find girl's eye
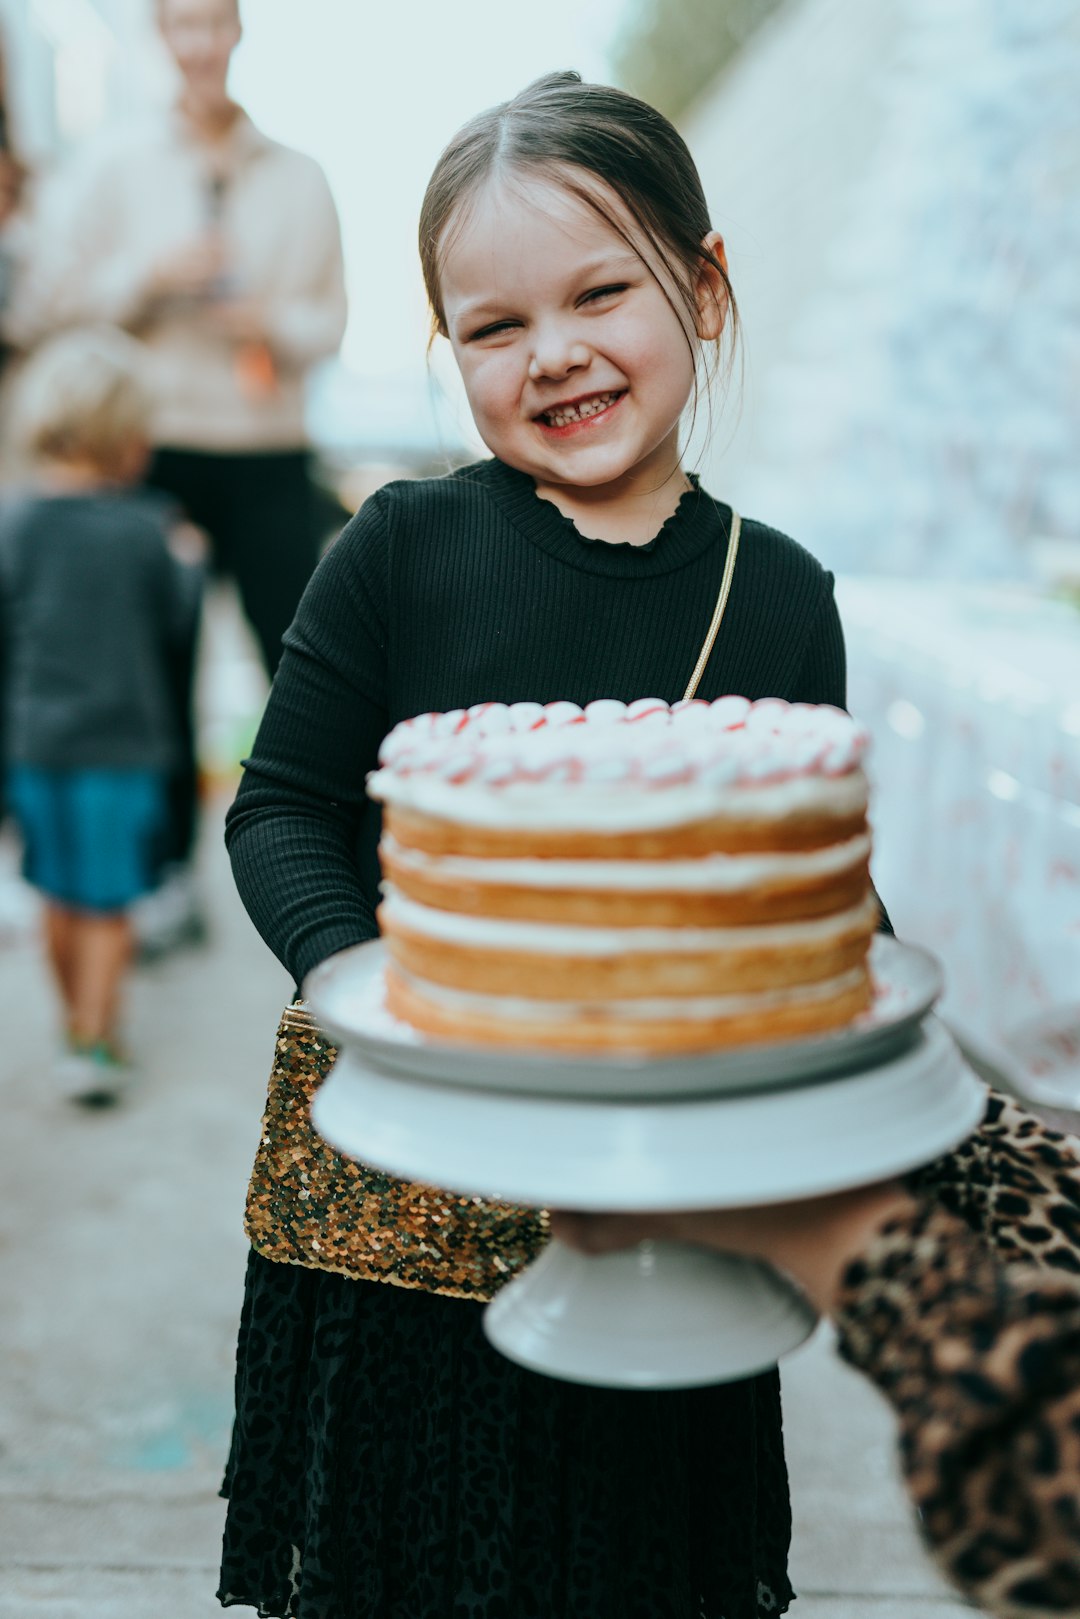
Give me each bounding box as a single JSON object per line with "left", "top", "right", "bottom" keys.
{"left": 581, "top": 284, "right": 628, "bottom": 306}
{"left": 468, "top": 319, "right": 520, "bottom": 342}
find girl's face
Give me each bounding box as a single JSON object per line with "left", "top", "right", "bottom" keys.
{"left": 439, "top": 173, "right": 723, "bottom": 503}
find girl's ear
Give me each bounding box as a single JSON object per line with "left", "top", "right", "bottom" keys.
{"left": 694, "top": 230, "right": 729, "bottom": 341}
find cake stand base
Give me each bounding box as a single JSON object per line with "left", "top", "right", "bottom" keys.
{"left": 483, "top": 1238, "right": 817, "bottom": 1388}
{"left": 310, "top": 1021, "right": 985, "bottom": 1389}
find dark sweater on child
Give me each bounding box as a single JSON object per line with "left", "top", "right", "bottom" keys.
{"left": 226, "top": 457, "right": 847, "bottom": 985}
{"left": 220, "top": 457, "right": 848, "bottom": 1619}
{"left": 0, "top": 489, "right": 193, "bottom": 772}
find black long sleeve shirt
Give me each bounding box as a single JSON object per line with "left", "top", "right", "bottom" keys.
{"left": 225, "top": 458, "right": 846, "bottom": 986}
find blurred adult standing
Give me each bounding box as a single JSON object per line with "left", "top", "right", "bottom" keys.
{"left": 6, "top": 0, "right": 348, "bottom": 924}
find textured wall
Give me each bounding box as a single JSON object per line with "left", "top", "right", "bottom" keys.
{"left": 686, "top": 0, "right": 1080, "bottom": 579}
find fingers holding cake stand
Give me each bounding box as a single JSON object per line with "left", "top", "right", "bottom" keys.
{"left": 307, "top": 942, "right": 987, "bottom": 1389}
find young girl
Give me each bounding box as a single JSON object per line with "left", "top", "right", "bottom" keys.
{"left": 220, "top": 71, "right": 849, "bottom": 1619}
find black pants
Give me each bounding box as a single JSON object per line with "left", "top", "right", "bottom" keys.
{"left": 149, "top": 447, "right": 320, "bottom": 868}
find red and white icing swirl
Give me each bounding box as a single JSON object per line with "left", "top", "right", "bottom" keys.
{"left": 368, "top": 698, "right": 869, "bottom": 831}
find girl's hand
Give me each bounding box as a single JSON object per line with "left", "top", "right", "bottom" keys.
{"left": 550, "top": 1181, "right": 917, "bottom": 1315}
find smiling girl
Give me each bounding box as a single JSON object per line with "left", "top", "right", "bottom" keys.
{"left": 433, "top": 162, "right": 724, "bottom": 546}
{"left": 220, "top": 72, "right": 850, "bottom": 1619}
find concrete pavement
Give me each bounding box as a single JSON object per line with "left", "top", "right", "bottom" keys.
{"left": 0, "top": 799, "right": 973, "bottom": 1618}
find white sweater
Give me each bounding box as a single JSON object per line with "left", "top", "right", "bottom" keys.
{"left": 6, "top": 110, "right": 347, "bottom": 453}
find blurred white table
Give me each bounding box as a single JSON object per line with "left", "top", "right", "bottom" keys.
{"left": 837, "top": 577, "right": 1080, "bottom": 1106}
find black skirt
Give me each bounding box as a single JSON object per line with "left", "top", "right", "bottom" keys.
{"left": 218, "top": 1251, "right": 794, "bottom": 1619}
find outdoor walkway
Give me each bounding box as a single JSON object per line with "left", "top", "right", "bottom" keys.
{"left": 0, "top": 798, "right": 973, "bottom": 1618}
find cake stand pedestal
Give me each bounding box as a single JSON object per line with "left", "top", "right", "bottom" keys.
{"left": 308, "top": 994, "right": 986, "bottom": 1388}
{"left": 483, "top": 1238, "right": 817, "bottom": 1387}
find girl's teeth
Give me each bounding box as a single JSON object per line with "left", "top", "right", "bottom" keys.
{"left": 543, "top": 391, "right": 619, "bottom": 427}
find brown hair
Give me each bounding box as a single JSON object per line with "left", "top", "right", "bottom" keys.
{"left": 418, "top": 70, "right": 738, "bottom": 392}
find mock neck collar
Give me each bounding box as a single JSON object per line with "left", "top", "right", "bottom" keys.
{"left": 473, "top": 459, "right": 732, "bottom": 579}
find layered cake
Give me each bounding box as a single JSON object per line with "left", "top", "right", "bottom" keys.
{"left": 367, "top": 697, "right": 877, "bottom": 1055}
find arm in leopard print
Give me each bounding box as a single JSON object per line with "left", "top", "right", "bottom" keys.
{"left": 906, "top": 1089, "right": 1080, "bottom": 1274}
{"left": 835, "top": 1186, "right": 1080, "bottom": 1614}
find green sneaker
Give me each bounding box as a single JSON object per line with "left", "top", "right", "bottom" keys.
{"left": 53, "top": 1040, "right": 130, "bottom": 1108}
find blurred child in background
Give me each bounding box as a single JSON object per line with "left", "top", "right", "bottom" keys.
{"left": 0, "top": 327, "right": 204, "bottom": 1103}
{"left": 4, "top": 0, "right": 348, "bottom": 949}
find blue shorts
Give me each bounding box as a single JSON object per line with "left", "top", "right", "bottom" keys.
{"left": 5, "top": 766, "right": 169, "bottom": 913}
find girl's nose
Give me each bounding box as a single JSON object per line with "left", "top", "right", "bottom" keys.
{"left": 527, "top": 329, "right": 590, "bottom": 383}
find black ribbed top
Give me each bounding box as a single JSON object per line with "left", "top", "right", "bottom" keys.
{"left": 225, "top": 457, "right": 847, "bottom": 985}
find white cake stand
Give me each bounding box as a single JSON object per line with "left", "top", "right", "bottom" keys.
{"left": 307, "top": 946, "right": 986, "bottom": 1388}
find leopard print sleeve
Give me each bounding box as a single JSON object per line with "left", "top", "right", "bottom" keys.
{"left": 906, "top": 1089, "right": 1080, "bottom": 1274}
{"left": 833, "top": 1091, "right": 1080, "bottom": 1617}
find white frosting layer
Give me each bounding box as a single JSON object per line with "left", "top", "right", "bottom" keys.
{"left": 381, "top": 833, "right": 872, "bottom": 892}
{"left": 370, "top": 698, "right": 871, "bottom": 832}
{"left": 382, "top": 888, "right": 879, "bottom": 954}
{"left": 394, "top": 964, "right": 868, "bottom": 1022}
{"left": 372, "top": 769, "right": 869, "bottom": 832}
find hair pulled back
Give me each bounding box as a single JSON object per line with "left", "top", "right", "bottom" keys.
{"left": 419, "top": 70, "right": 737, "bottom": 379}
